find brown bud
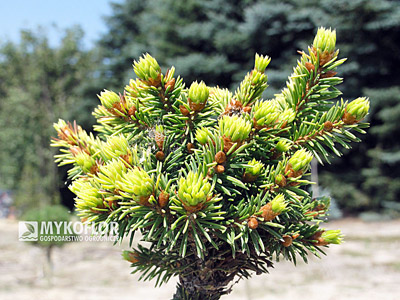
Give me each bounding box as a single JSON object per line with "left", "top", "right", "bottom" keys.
{"left": 305, "top": 211, "right": 319, "bottom": 218}
{"left": 314, "top": 238, "right": 329, "bottom": 246}
{"left": 128, "top": 105, "right": 137, "bottom": 117}
{"left": 310, "top": 231, "right": 328, "bottom": 246}
{"left": 90, "top": 164, "right": 99, "bottom": 175}
{"left": 120, "top": 154, "right": 131, "bottom": 165}
{"left": 311, "top": 231, "right": 323, "bottom": 240}
{"left": 323, "top": 121, "right": 333, "bottom": 132}
{"left": 305, "top": 82, "right": 310, "bottom": 94}
{"left": 243, "top": 106, "right": 252, "bottom": 113}
{"left": 164, "top": 78, "right": 176, "bottom": 91}
{"left": 305, "top": 62, "right": 315, "bottom": 72}
{"left": 179, "top": 105, "right": 190, "bottom": 116}
{"left": 282, "top": 235, "right": 293, "bottom": 247}
{"left": 126, "top": 251, "right": 140, "bottom": 264}
{"left": 260, "top": 203, "right": 278, "bottom": 221}
{"left": 146, "top": 73, "right": 162, "bottom": 87}
{"left": 248, "top": 217, "right": 259, "bottom": 229}
{"left": 292, "top": 233, "right": 300, "bottom": 240}
{"left": 187, "top": 143, "right": 195, "bottom": 153}
{"left": 154, "top": 131, "right": 165, "bottom": 150}
{"left": 155, "top": 151, "right": 165, "bottom": 161}
{"left": 321, "top": 70, "right": 337, "bottom": 78}
{"left": 111, "top": 101, "right": 124, "bottom": 113}
{"left": 70, "top": 146, "right": 81, "bottom": 156}
{"left": 139, "top": 195, "right": 152, "bottom": 207}
{"left": 280, "top": 120, "right": 288, "bottom": 129}
{"left": 342, "top": 111, "right": 357, "bottom": 125}
{"left": 224, "top": 98, "right": 243, "bottom": 116}
{"left": 188, "top": 98, "right": 206, "bottom": 112}
{"left": 222, "top": 135, "right": 242, "bottom": 153}
{"left": 158, "top": 191, "right": 169, "bottom": 208}
{"left": 182, "top": 202, "right": 204, "bottom": 213}
{"left": 215, "top": 165, "right": 225, "bottom": 174}
{"left": 275, "top": 175, "right": 287, "bottom": 187}
{"left": 108, "top": 200, "right": 119, "bottom": 209}
{"left": 285, "top": 164, "right": 294, "bottom": 177}
{"left": 214, "top": 151, "right": 226, "bottom": 164}
{"left": 243, "top": 172, "right": 258, "bottom": 183}
{"left": 285, "top": 164, "right": 303, "bottom": 178}
{"left": 319, "top": 51, "right": 333, "bottom": 66}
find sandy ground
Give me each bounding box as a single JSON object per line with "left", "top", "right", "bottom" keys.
{"left": 1, "top": 218, "right": 400, "bottom": 300}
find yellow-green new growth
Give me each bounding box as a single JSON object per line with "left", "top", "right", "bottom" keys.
{"left": 155, "top": 125, "right": 164, "bottom": 134}
{"left": 254, "top": 53, "right": 271, "bottom": 73}
{"left": 321, "top": 230, "right": 343, "bottom": 244}
{"left": 288, "top": 149, "right": 313, "bottom": 172}
{"left": 178, "top": 171, "right": 211, "bottom": 207}
{"left": 270, "top": 194, "right": 287, "bottom": 214}
{"left": 195, "top": 127, "right": 212, "bottom": 145}
{"left": 188, "top": 81, "right": 209, "bottom": 104}
{"left": 246, "top": 159, "right": 264, "bottom": 176}
{"left": 219, "top": 115, "right": 252, "bottom": 142}
{"left": 98, "top": 90, "right": 120, "bottom": 109}
{"left": 74, "top": 151, "right": 96, "bottom": 173}
{"left": 70, "top": 179, "right": 103, "bottom": 211}
{"left": 117, "top": 168, "right": 154, "bottom": 199}
{"left": 278, "top": 108, "right": 296, "bottom": 124}
{"left": 100, "top": 135, "right": 130, "bottom": 161}
{"left": 313, "top": 27, "right": 336, "bottom": 53}
{"left": 275, "top": 139, "right": 291, "bottom": 152}
{"left": 346, "top": 97, "right": 370, "bottom": 121}
{"left": 96, "top": 159, "right": 127, "bottom": 190}
{"left": 253, "top": 100, "right": 279, "bottom": 126}
{"left": 133, "top": 53, "right": 161, "bottom": 81}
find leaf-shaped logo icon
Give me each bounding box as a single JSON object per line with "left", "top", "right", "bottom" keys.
{"left": 26, "top": 223, "right": 35, "bottom": 234}
{"left": 22, "top": 231, "right": 32, "bottom": 237}
{"left": 19, "top": 222, "right": 38, "bottom": 241}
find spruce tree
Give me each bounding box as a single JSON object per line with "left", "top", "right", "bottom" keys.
{"left": 53, "top": 28, "right": 369, "bottom": 298}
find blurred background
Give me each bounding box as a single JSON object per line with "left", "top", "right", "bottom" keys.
{"left": 0, "top": 0, "right": 399, "bottom": 299}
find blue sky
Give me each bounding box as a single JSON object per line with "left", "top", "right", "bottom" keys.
{"left": 0, "top": 0, "right": 121, "bottom": 48}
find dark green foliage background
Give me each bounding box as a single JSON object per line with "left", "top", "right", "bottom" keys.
{"left": 0, "top": 0, "right": 399, "bottom": 214}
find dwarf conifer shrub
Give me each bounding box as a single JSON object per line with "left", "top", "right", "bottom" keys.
{"left": 52, "top": 28, "right": 369, "bottom": 299}
{"left": 23, "top": 205, "right": 75, "bottom": 279}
